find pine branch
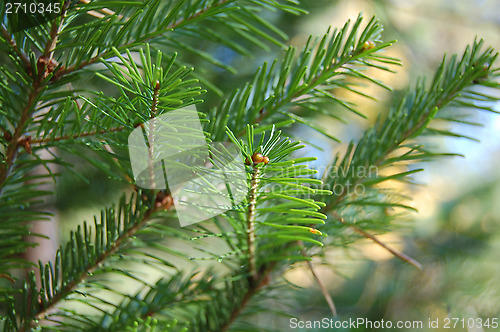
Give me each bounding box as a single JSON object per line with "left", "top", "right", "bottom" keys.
{"left": 34, "top": 209, "right": 155, "bottom": 322}
{"left": 8, "top": 45, "right": 198, "bottom": 330}
{"left": 0, "top": 1, "right": 69, "bottom": 193}
{"left": 14, "top": 192, "right": 174, "bottom": 331}
{"left": 207, "top": 16, "right": 398, "bottom": 141}
{"left": 322, "top": 39, "right": 499, "bottom": 212}
{"left": 56, "top": 0, "right": 237, "bottom": 77}
{"left": 186, "top": 127, "right": 330, "bottom": 330}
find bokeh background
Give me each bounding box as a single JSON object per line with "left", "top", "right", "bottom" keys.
{"left": 47, "top": 0, "right": 500, "bottom": 331}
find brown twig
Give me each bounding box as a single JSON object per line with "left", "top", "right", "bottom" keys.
{"left": 220, "top": 263, "right": 274, "bottom": 332}
{"left": 299, "top": 242, "right": 337, "bottom": 316}
{"left": 0, "top": 89, "right": 41, "bottom": 192}
{"left": 337, "top": 216, "right": 422, "bottom": 270}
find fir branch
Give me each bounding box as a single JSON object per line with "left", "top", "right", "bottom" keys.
{"left": 207, "top": 16, "right": 397, "bottom": 141}
{"left": 323, "top": 39, "right": 499, "bottom": 212}
{"left": 32, "top": 209, "right": 153, "bottom": 323}
{"left": 0, "top": 1, "right": 69, "bottom": 192}
{"left": 210, "top": 127, "right": 329, "bottom": 329}
{"left": 56, "top": 0, "right": 236, "bottom": 77}
{"left": 17, "top": 194, "right": 170, "bottom": 332}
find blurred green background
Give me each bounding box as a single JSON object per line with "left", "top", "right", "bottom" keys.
{"left": 49, "top": 0, "right": 500, "bottom": 331}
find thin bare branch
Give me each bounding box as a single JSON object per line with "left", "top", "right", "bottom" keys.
{"left": 338, "top": 217, "right": 423, "bottom": 270}
{"left": 300, "top": 242, "right": 337, "bottom": 316}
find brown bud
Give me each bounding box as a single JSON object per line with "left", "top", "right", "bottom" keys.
{"left": 155, "top": 190, "right": 173, "bottom": 210}
{"left": 262, "top": 156, "right": 269, "bottom": 164}
{"left": 37, "top": 56, "right": 58, "bottom": 79}
{"left": 19, "top": 136, "right": 32, "bottom": 154}
{"left": 251, "top": 152, "right": 264, "bottom": 164}
{"left": 309, "top": 228, "right": 322, "bottom": 235}
{"left": 245, "top": 156, "right": 252, "bottom": 165}
{"left": 155, "top": 81, "right": 160, "bottom": 90}
{"left": 362, "top": 41, "right": 376, "bottom": 51}
{"left": 134, "top": 122, "right": 145, "bottom": 129}
{"left": 47, "top": 58, "right": 58, "bottom": 73}
{"left": 156, "top": 191, "right": 166, "bottom": 201}
{"left": 2, "top": 131, "right": 12, "bottom": 141}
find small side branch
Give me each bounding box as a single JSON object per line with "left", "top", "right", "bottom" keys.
{"left": 300, "top": 243, "right": 337, "bottom": 317}
{"left": 0, "top": 0, "right": 68, "bottom": 192}
{"left": 30, "top": 126, "right": 126, "bottom": 145}
{"left": 338, "top": 217, "right": 423, "bottom": 270}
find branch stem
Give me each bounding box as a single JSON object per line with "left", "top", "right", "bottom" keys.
{"left": 220, "top": 263, "right": 275, "bottom": 332}
{"left": 247, "top": 167, "right": 260, "bottom": 281}
{"left": 146, "top": 82, "right": 161, "bottom": 188}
